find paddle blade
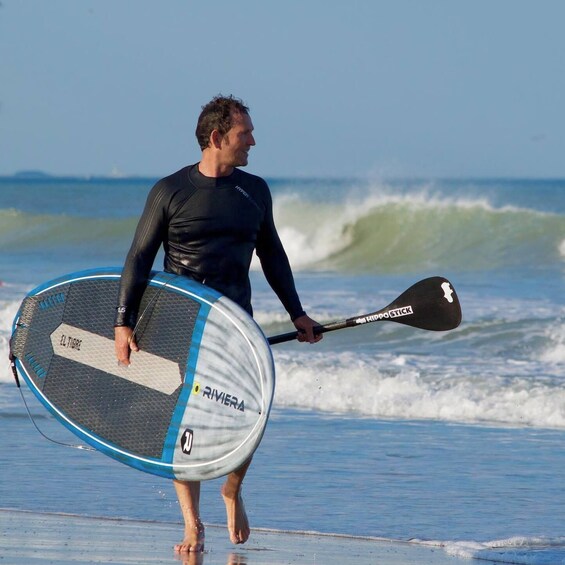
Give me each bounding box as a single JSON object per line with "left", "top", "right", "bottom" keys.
{"left": 267, "top": 276, "right": 462, "bottom": 345}
{"left": 372, "top": 276, "right": 462, "bottom": 331}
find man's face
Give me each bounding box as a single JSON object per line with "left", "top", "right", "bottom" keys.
{"left": 221, "top": 112, "right": 256, "bottom": 167}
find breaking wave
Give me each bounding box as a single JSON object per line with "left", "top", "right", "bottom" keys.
{"left": 2, "top": 187, "right": 563, "bottom": 274}
{"left": 271, "top": 191, "right": 565, "bottom": 273}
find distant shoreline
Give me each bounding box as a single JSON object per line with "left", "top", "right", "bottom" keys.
{"left": 2, "top": 170, "right": 565, "bottom": 183}
{"left": 1, "top": 171, "right": 159, "bottom": 182}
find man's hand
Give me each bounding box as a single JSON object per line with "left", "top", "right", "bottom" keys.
{"left": 293, "top": 314, "right": 323, "bottom": 344}
{"left": 115, "top": 326, "right": 139, "bottom": 366}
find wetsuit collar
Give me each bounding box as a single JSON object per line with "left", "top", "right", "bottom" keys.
{"left": 193, "top": 163, "right": 237, "bottom": 187}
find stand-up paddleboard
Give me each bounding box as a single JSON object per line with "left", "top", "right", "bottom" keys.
{"left": 9, "top": 268, "right": 275, "bottom": 481}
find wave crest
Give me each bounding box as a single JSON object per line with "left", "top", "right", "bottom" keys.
{"left": 3, "top": 186, "right": 564, "bottom": 275}
{"left": 271, "top": 191, "right": 565, "bottom": 273}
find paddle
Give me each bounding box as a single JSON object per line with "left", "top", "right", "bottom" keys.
{"left": 267, "top": 276, "right": 462, "bottom": 345}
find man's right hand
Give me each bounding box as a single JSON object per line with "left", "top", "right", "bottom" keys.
{"left": 115, "top": 326, "right": 139, "bottom": 366}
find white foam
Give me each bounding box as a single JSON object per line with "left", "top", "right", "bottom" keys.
{"left": 272, "top": 350, "right": 565, "bottom": 429}
{"left": 540, "top": 323, "right": 565, "bottom": 364}
{"left": 436, "top": 536, "right": 565, "bottom": 564}
{"left": 250, "top": 192, "right": 357, "bottom": 271}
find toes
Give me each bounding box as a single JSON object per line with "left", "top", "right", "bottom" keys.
{"left": 174, "top": 542, "right": 204, "bottom": 553}
{"left": 231, "top": 528, "right": 250, "bottom": 545}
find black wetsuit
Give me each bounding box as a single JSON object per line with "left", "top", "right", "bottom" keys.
{"left": 114, "top": 164, "right": 305, "bottom": 327}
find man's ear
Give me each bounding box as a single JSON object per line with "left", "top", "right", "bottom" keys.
{"left": 210, "top": 129, "right": 223, "bottom": 149}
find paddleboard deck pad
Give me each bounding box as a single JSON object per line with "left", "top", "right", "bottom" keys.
{"left": 10, "top": 268, "right": 275, "bottom": 481}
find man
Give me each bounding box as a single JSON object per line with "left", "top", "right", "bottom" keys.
{"left": 114, "top": 95, "right": 321, "bottom": 553}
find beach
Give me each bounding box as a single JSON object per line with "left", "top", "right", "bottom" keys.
{"left": 2, "top": 509, "right": 479, "bottom": 565}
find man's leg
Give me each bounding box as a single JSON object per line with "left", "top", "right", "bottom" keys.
{"left": 173, "top": 480, "right": 205, "bottom": 553}
{"left": 221, "top": 458, "right": 252, "bottom": 545}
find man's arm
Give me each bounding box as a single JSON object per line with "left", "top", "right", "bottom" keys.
{"left": 255, "top": 187, "right": 322, "bottom": 343}
{"left": 114, "top": 181, "right": 169, "bottom": 364}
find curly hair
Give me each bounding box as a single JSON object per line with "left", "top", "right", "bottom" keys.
{"left": 195, "top": 95, "right": 250, "bottom": 150}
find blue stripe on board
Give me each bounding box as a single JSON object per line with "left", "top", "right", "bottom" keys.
{"left": 150, "top": 270, "right": 223, "bottom": 303}
{"left": 26, "top": 267, "right": 122, "bottom": 297}
{"left": 161, "top": 298, "right": 212, "bottom": 467}
{"left": 23, "top": 267, "right": 224, "bottom": 304}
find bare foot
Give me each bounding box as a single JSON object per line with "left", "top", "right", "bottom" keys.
{"left": 221, "top": 485, "right": 250, "bottom": 545}
{"left": 174, "top": 520, "right": 205, "bottom": 553}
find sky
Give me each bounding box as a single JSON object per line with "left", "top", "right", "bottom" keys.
{"left": 1, "top": 1, "right": 564, "bottom": 179}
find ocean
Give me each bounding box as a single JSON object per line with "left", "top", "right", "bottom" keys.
{"left": 1, "top": 174, "right": 564, "bottom": 563}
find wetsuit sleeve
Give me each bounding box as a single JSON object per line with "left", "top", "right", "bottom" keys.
{"left": 255, "top": 189, "right": 306, "bottom": 321}
{"left": 114, "top": 182, "right": 170, "bottom": 327}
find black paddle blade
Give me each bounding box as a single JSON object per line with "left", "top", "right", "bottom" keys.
{"left": 267, "top": 276, "right": 462, "bottom": 345}
{"left": 371, "top": 276, "right": 462, "bottom": 331}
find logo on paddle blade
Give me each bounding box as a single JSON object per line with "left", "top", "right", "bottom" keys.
{"left": 181, "top": 429, "right": 194, "bottom": 455}
{"left": 441, "top": 282, "right": 455, "bottom": 303}
{"left": 355, "top": 306, "right": 413, "bottom": 324}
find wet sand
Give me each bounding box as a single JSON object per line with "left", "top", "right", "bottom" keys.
{"left": 0, "top": 508, "right": 487, "bottom": 564}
